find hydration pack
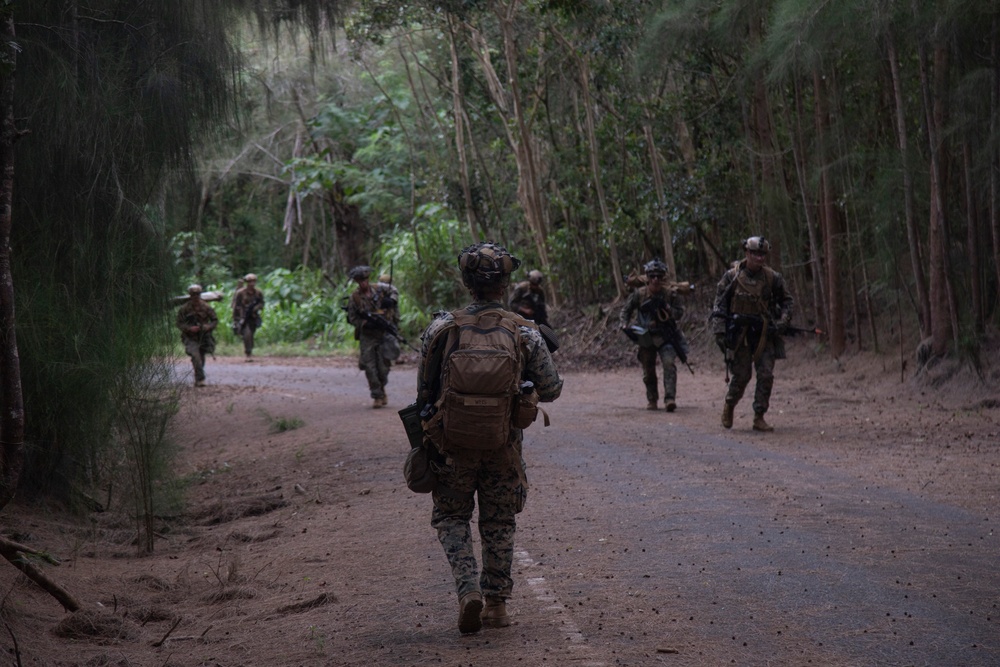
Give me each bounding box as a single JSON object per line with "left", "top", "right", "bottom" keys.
{"left": 422, "top": 308, "right": 533, "bottom": 452}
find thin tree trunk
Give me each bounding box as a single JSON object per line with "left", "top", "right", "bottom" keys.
{"left": 0, "top": 9, "right": 24, "bottom": 509}
{"left": 887, "top": 31, "right": 930, "bottom": 337}
{"left": 813, "top": 69, "right": 845, "bottom": 356}
{"left": 642, "top": 120, "right": 682, "bottom": 282}
{"left": 963, "top": 139, "right": 982, "bottom": 332}
{"left": 551, "top": 28, "right": 625, "bottom": 299}
{"left": 990, "top": 16, "right": 1000, "bottom": 316}
{"left": 918, "top": 43, "right": 956, "bottom": 357}
{"left": 465, "top": 9, "right": 551, "bottom": 282}
{"left": 448, "top": 19, "right": 479, "bottom": 240}
{"left": 788, "top": 79, "right": 827, "bottom": 329}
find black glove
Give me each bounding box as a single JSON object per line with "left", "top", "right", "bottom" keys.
{"left": 715, "top": 332, "right": 727, "bottom": 353}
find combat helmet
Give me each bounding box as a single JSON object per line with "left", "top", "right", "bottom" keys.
{"left": 348, "top": 265, "right": 372, "bottom": 282}
{"left": 459, "top": 242, "right": 521, "bottom": 291}
{"left": 743, "top": 236, "right": 770, "bottom": 254}
{"left": 244, "top": 273, "right": 258, "bottom": 282}
{"left": 643, "top": 258, "right": 668, "bottom": 277}
{"left": 528, "top": 270, "right": 544, "bottom": 285}
{"left": 187, "top": 284, "right": 203, "bottom": 295}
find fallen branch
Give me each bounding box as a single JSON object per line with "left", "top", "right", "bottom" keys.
{"left": 0, "top": 537, "right": 80, "bottom": 611}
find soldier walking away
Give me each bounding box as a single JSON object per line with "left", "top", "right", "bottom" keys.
{"left": 619, "top": 258, "right": 690, "bottom": 412}
{"left": 176, "top": 284, "right": 218, "bottom": 387}
{"left": 709, "top": 236, "right": 794, "bottom": 432}
{"left": 232, "top": 273, "right": 265, "bottom": 361}
{"left": 416, "top": 242, "right": 563, "bottom": 634}
{"left": 346, "top": 265, "right": 400, "bottom": 408}
{"left": 508, "top": 269, "right": 549, "bottom": 327}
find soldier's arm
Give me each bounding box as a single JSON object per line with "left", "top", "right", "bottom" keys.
{"left": 619, "top": 291, "right": 638, "bottom": 329}
{"left": 773, "top": 273, "right": 794, "bottom": 323}
{"left": 709, "top": 271, "right": 735, "bottom": 334}
{"left": 204, "top": 307, "right": 219, "bottom": 331}
{"left": 522, "top": 327, "right": 563, "bottom": 403}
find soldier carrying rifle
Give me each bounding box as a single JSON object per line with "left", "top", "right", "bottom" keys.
{"left": 619, "top": 258, "right": 692, "bottom": 412}
{"left": 709, "top": 236, "right": 795, "bottom": 432}
{"left": 346, "top": 265, "right": 400, "bottom": 409}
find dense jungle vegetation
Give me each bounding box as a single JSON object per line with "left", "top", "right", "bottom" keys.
{"left": 1, "top": 0, "right": 999, "bottom": 535}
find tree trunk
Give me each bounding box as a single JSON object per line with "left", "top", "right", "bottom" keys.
{"left": 448, "top": 18, "right": 479, "bottom": 240}
{"left": 788, "top": 79, "right": 827, "bottom": 329}
{"left": 918, "top": 43, "right": 955, "bottom": 357}
{"left": 0, "top": 9, "right": 24, "bottom": 509}
{"left": 990, "top": 16, "right": 1000, "bottom": 316}
{"left": 887, "top": 31, "right": 930, "bottom": 338}
{"left": 963, "top": 139, "right": 982, "bottom": 332}
{"left": 496, "top": 6, "right": 550, "bottom": 269}
{"left": 813, "top": 68, "right": 846, "bottom": 357}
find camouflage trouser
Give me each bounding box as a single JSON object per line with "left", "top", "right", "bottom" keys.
{"left": 638, "top": 344, "right": 678, "bottom": 403}
{"left": 726, "top": 336, "right": 776, "bottom": 415}
{"left": 237, "top": 323, "right": 256, "bottom": 356}
{"left": 183, "top": 337, "right": 213, "bottom": 382}
{"left": 431, "top": 439, "right": 527, "bottom": 600}
{"left": 359, "top": 333, "right": 390, "bottom": 399}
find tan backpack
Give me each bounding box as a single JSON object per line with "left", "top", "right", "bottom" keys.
{"left": 422, "top": 308, "right": 534, "bottom": 452}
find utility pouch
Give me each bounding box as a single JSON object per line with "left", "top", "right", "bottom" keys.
{"left": 512, "top": 389, "right": 539, "bottom": 429}
{"left": 398, "top": 402, "right": 424, "bottom": 450}
{"left": 400, "top": 403, "right": 437, "bottom": 493}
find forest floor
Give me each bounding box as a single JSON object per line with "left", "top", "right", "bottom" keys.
{"left": 1, "top": 308, "right": 999, "bottom": 667}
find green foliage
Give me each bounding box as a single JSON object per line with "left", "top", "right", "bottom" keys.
{"left": 377, "top": 204, "right": 468, "bottom": 326}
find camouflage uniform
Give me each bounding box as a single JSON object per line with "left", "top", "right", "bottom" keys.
{"left": 619, "top": 284, "right": 688, "bottom": 406}
{"left": 710, "top": 260, "right": 794, "bottom": 417}
{"left": 417, "top": 301, "right": 563, "bottom": 601}
{"left": 508, "top": 277, "right": 549, "bottom": 327}
{"left": 232, "top": 282, "right": 265, "bottom": 358}
{"left": 176, "top": 297, "right": 218, "bottom": 384}
{"left": 346, "top": 279, "right": 399, "bottom": 403}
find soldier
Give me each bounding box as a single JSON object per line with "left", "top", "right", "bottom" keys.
{"left": 417, "top": 242, "right": 562, "bottom": 634}
{"left": 508, "top": 269, "right": 549, "bottom": 327}
{"left": 232, "top": 273, "right": 265, "bottom": 361}
{"left": 619, "top": 258, "right": 689, "bottom": 412}
{"left": 709, "top": 236, "right": 794, "bottom": 432}
{"left": 176, "top": 284, "right": 218, "bottom": 387}
{"left": 346, "top": 265, "right": 399, "bottom": 408}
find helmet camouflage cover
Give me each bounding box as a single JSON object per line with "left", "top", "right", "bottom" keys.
{"left": 187, "top": 284, "right": 203, "bottom": 294}
{"left": 348, "top": 265, "right": 372, "bottom": 281}
{"left": 643, "top": 258, "right": 668, "bottom": 277}
{"left": 743, "top": 236, "right": 770, "bottom": 254}
{"left": 528, "top": 270, "right": 544, "bottom": 285}
{"left": 458, "top": 242, "right": 521, "bottom": 289}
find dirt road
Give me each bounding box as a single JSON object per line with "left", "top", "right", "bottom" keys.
{"left": 4, "top": 347, "right": 999, "bottom": 666}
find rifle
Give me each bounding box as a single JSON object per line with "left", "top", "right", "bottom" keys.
{"left": 622, "top": 323, "right": 694, "bottom": 375}
{"left": 661, "top": 318, "right": 694, "bottom": 375}
{"left": 721, "top": 315, "right": 823, "bottom": 383}
{"left": 730, "top": 313, "right": 824, "bottom": 338}
{"left": 343, "top": 306, "right": 418, "bottom": 351}
{"left": 234, "top": 294, "right": 262, "bottom": 336}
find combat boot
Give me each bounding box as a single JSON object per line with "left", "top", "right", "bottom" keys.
{"left": 646, "top": 401, "right": 657, "bottom": 410}
{"left": 481, "top": 597, "right": 511, "bottom": 628}
{"left": 665, "top": 400, "right": 676, "bottom": 413}
{"left": 753, "top": 413, "right": 774, "bottom": 432}
{"left": 721, "top": 401, "right": 734, "bottom": 429}
{"left": 458, "top": 591, "right": 484, "bottom": 634}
